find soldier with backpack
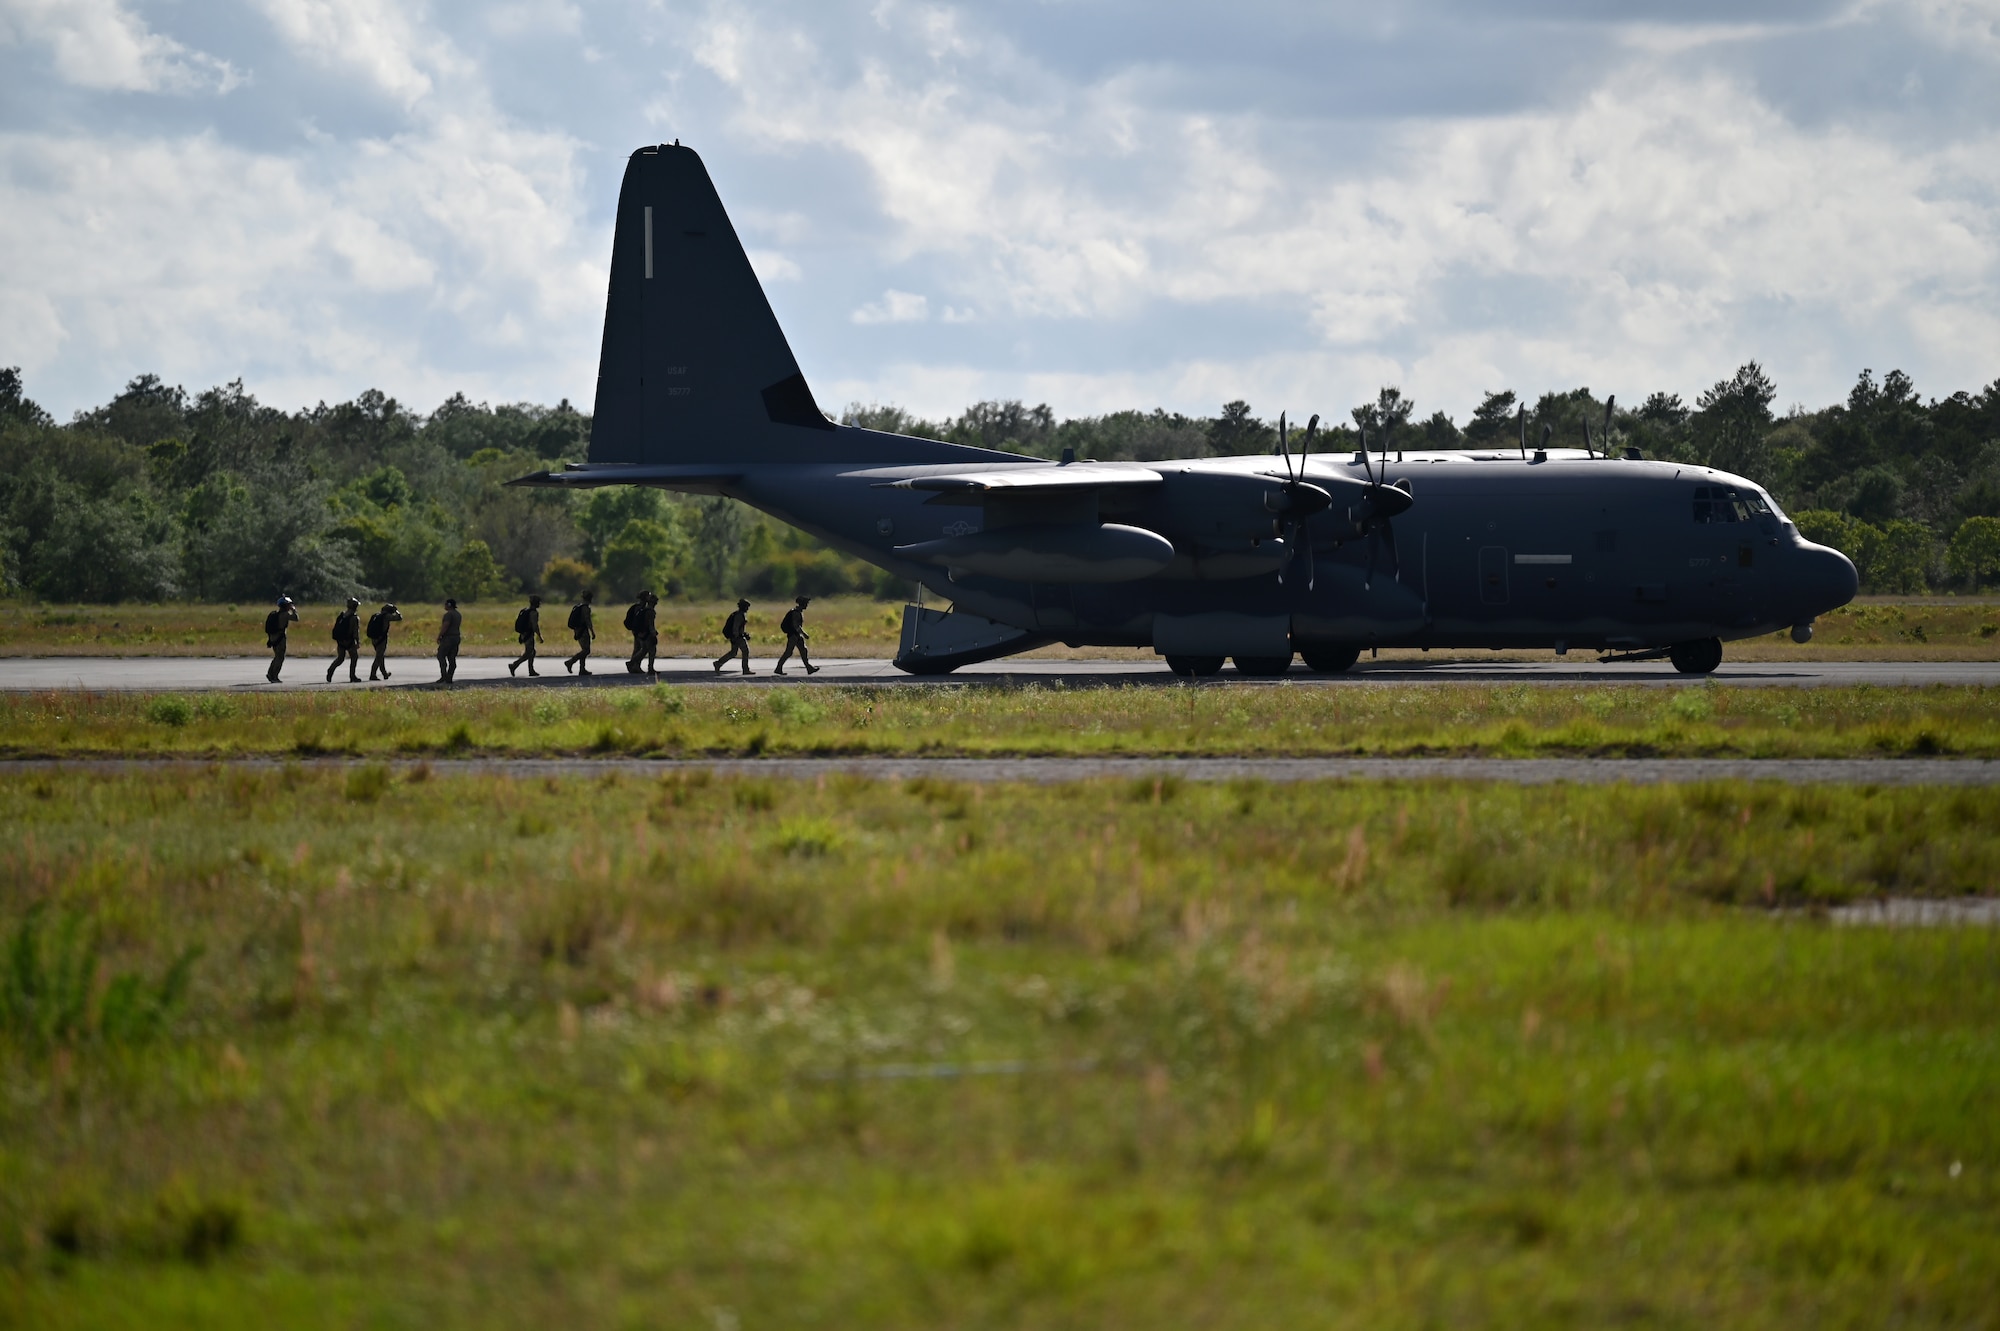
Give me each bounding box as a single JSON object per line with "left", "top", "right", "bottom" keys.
{"left": 326, "top": 597, "right": 363, "bottom": 683}
{"left": 713, "top": 598, "right": 754, "bottom": 675}
{"left": 563, "top": 590, "right": 595, "bottom": 675}
{"left": 774, "top": 595, "right": 819, "bottom": 675}
{"left": 436, "top": 598, "right": 462, "bottom": 683}
{"left": 623, "top": 592, "right": 648, "bottom": 674}
{"left": 263, "top": 596, "right": 298, "bottom": 683}
{"left": 640, "top": 591, "right": 660, "bottom": 674}
{"left": 508, "top": 595, "right": 544, "bottom": 677}
{"left": 366, "top": 602, "right": 403, "bottom": 680}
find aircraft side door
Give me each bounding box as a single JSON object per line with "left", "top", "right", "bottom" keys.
{"left": 1478, "top": 545, "right": 1509, "bottom": 605}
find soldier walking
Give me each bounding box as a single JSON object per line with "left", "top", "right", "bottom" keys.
{"left": 623, "top": 591, "right": 649, "bottom": 674}
{"left": 326, "top": 597, "right": 363, "bottom": 683}
{"left": 640, "top": 591, "right": 661, "bottom": 674}
{"left": 366, "top": 602, "right": 403, "bottom": 680}
{"left": 563, "top": 590, "right": 595, "bottom": 675}
{"left": 263, "top": 596, "right": 298, "bottom": 683}
{"left": 774, "top": 595, "right": 820, "bottom": 675}
{"left": 436, "top": 598, "right": 462, "bottom": 683}
{"left": 509, "top": 595, "right": 544, "bottom": 677}
{"left": 713, "top": 598, "right": 753, "bottom": 675}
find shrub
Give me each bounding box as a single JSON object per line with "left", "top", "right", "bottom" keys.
{"left": 145, "top": 695, "right": 194, "bottom": 726}
{"left": 540, "top": 556, "right": 598, "bottom": 599}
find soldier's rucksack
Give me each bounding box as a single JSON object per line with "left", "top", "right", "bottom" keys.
{"left": 264, "top": 609, "right": 285, "bottom": 638}
{"left": 623, "top": 603, "right": 643, "bottom": 633}
{"left": 723, "top": 610, "right": 745, "bottom": 642}
{"left": 513, "top": 607, "right": 534, "bottom": 637}
{"left": 781, "top": 608, "right": 803, "bottom": 636}
{"left": 567, "top": 603, "right": 588, "bottom": 633}
{"left": 366, "top": 611, "right": 387, "bottom": 640}
{"left": 330, "top": 612, "right": 348, "bottom": 643}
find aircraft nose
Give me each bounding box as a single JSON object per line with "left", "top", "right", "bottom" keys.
{"left": 1799, "top": 542, "right": 1859, "bottom": 614}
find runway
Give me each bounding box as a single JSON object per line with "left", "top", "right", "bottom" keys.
{"left": 0, "top": 654, "right": 1996, "bottom": 692}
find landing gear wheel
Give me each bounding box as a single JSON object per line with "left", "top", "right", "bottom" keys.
{"left": 1299, "top": 645, "right": 1361, "bottom": 675}
{"left": 1232, "top": 654, "right": 1293, "bottom": 677}
{"left": 1164, "top": 655, "right": 1227, "bottom": 678}
{"left": 1669, "top": 637, "right": 1724, "bottom": 675}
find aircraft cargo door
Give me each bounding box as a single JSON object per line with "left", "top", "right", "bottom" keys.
{"left": 1478, "top": 546, "right": 1509, "bottom": 605}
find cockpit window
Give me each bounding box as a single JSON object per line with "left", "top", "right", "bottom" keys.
{"left": 1692, "top": 485, "right": 1771, "bottom": 524}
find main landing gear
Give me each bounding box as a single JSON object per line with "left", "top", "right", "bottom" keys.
{"left": 1668, "top": 637, "right": 1724, "bottom": 675}
{"left": 1162, "top": 646, "right": 1363, "bottom": 678}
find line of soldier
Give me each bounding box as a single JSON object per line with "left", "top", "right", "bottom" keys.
{"left": 262, "top": 592, "right": 817, "bottom": 683}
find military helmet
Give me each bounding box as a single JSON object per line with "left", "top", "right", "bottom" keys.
{"left": 346, "top": 596, "right": 360, "bottom": 608}
{"left": 737, "top": 599, "right": 750, "bottom": 609}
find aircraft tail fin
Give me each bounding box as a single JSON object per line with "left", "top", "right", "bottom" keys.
{"left": 589, "top": 144, "right": 973, "bottom": 466}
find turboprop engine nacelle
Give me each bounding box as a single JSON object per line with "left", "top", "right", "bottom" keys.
{"left": 895, "top": 523, "right": 1176, "bottom": 583}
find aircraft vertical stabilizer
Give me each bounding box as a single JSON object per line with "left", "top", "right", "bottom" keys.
{"left": 589, "top": 144, "right": 837, "bottom": 466}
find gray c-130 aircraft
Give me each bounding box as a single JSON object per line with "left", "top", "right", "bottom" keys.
{"left": 512, "top": 143, "right": 1859, "bottom": 676}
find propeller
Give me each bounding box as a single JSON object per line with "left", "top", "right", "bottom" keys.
{"left": 1582, "top": 394, "right": 1616, "bottom": 459}
{"left": 1273, "top": 412, "right": 1332, "bottom": 589}
{"left": 1355, "top": 426, "right": 1414, "bottom": 590}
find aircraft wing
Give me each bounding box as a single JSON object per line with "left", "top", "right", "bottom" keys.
{"left": 877, "top": 464, "right": 1163, "bottom": 501}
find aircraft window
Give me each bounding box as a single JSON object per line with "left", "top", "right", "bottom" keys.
{"left": 1692, "top": 485, "right": 1768, "bottom": 523}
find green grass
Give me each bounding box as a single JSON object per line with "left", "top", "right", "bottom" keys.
{"left": 5, "top": 681, "right": 2000, "bottom": 760}
{"left": 1, "top": 769, "right": 1997, "bottom": 1326}
{"left": 0, "top": 596, "right": 911, "bottom": 659}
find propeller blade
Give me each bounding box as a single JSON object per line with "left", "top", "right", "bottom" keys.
{"left": 1359, "top": 425, "right": 1376, "bottom": 487}
{"left": 1278, "top": 411, "right": 1290, "bottom": 478}
{"left": 1540, "top": 422, "right": 1552, "bottom": 453}
{"left": 1582, "top": 416, "right": 1594, "bottom": 459}
{"left": 1601, "top": 395, "right": 1616, "bottom": 456}
{"left": 1517, "top": 404, "right": 1527, "bottom": 461}
{"left": 1303, "top": 526, "right": 1315, "bottom": 591}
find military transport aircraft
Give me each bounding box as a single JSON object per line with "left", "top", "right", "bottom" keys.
{"left": 512, "top": 144, "right": 1859, "bottom": 676}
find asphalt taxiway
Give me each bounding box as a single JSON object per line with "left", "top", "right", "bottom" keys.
{"left": 0, "top": 655, "right": 1996, "bottom": 692}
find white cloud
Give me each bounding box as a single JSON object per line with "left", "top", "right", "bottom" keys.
{"left": 689, "top": 3, "right": 2000, "bottom": 416}
{"left": 0, "top": 0, "right": 240, "bottom": 92}
{"left": 851, "top": 288, "right": 929, "bottom": 324}
{"left": 250, "top": 0, "right": 458, "bottom": 107}
{"left": 747, "top": 248, "right": 801, "bottom": 282}
{"left": 3, "top": 0, "right": 1998, "bottom": 420}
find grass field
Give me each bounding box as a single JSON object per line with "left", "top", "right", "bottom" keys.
{"left": 4, "top": 595, "right": 1999, "bottom": 661}
{"left": 4, "top": 681, "right": 1998, "bottom": 760}
{"left": 2, "top": 767, "right": 1996, "bottom": 1327}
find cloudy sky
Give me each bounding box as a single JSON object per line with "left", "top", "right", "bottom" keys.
{"left": 3, "top": 0, "right": 1998, "bottom": 426}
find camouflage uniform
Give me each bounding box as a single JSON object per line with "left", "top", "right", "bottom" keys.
{"left": 437, "top": 601, "right": 463, "bottom": 683}
{"left": 774, "top": 596, "right": 819, "bottom": 675}
{"left": 326, "top": 598, "right": 362, "bottom": 682}
{"left": 564, "top": 592, "right": 595, "bottom": 675}
{"left": 366, "top": 603, "right": 403, "bottom": 680}
{"left": 264, "top": 597, "right": 298, "bottom": 683}
{"left": 713, "top": 600, "right": 753, "bottom": 675}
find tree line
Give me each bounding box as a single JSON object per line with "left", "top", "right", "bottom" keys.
{"left": 0, "top": 369, "right": 898, "bottom": 607}
{"left": 3, "top": 361, "right": 1997, "bottom": 604}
